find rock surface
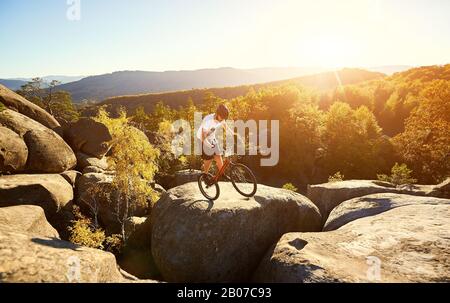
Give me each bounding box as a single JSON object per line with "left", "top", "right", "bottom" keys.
{"left": 307, "top": 179, "right": 448, "bottom": 222}
{"left": 151, "top": 182, "right": 322, "bottom": 282}
{"left": 0, "top": 84, "right": 60, "bottom": 130}
{"left": 0, "top": 205, "right": 59, "bottom": 238}
{"left": 0, "top": 174, "right": 73, "bottom": 215}
{"left": 0, "top": 174, "right": 74, "bottom": 237}
{"left": 118, "top": 216, "right": 159, "bottom": 279}
{"left": 60, "top": 170, "right": 81, "bottom": 188}
{"left": 76, "top": 152, "right": 109, "bottom": 171}
{"left": 0, "top": 126, "right": 28, "bottom": 173}
{"left": 75, "top": 172, "right": 148, "bottom": 233}
{"left": 324, "top": 193, "right": 450, "bottom": 231}
{"left": 0, "top": 109, "right": 76, "bottom": 173}
{"left": 64, "top": 118, "right": 113, "bottom": 158}
{"left": 0, "top": 226, "right": 133, "bottom": 282}
{"left": 174, "top": 169, "right": 202, "bottom": 186}
{"left": 253, "top": 203, "right": 450, "bottom": 282}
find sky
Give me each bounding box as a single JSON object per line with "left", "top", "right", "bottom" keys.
{"left": 1, "top": 0, "right": 449, "bottom": 78}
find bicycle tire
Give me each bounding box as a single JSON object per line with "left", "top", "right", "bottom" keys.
{"left": 198, "top": 173, "right": 220, "bottom": 200}
{"left": 230, "top": 163, "right": 257, "bottom": 197}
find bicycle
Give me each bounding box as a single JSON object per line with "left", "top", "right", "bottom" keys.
{"left": 198, "top": 154, "right": 257, "bottom": 201}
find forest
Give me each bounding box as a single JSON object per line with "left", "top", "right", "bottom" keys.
{"left": 14, "top": 65, "right": 450, "bottom": 190}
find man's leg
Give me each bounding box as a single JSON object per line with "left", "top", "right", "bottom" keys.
{"left": 203, "top": 159, "right": 212, "bottom": 173}
{"left": 214, "top": 155, "right": 223, "bottom": 171}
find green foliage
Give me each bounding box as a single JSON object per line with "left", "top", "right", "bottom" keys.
{"left": 328, "top": 172, "right": 345, "bottom": 182}
{"left": 49, "top": 91, "right": 80, "bottom": 122}
{"left": 322, "top": 102, "right": 387, "bottom": 179}
{"left": 282, "top": 183, "right": 298, "bottom": 192}
{"left": 68, "top": 206, "right": 107, "bottom": 249}
{"left": 0, "top": 102, "right": 6, "bottom": 112}
{"left": 154, "top": 119, "right": 189, "bottom": 174}
{"left": 95, "top": 108, "right": 160, "bottom": 242}
{"left": 68, "top": 206, "right": 123, "bottom": 252}
{"left": 104, "top": 234, "right": 123, "bottom": 254}
{"left": 393, "top": 80, "right": 450, "bottom": 183}
{"left": 16, "top": 78, "right": 79, "bottom": 122}
{"left": 89, "top": 64, "right": 449, "bottom": 186}
{"left": 377, "top": 163, "right": 417, "bottom": 185}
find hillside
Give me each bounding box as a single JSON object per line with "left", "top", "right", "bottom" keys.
{"left": 98, "top": 68, "right": 385, "bottom": 113}
{"left": 57, "top": 67, "right": 335, "bottom": 102}
{"left": 0, "top": 79, "right": 27, "bottom": 90}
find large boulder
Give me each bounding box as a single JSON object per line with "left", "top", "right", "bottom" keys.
{"left": 0, "top": 174, "right": 74, "bottom": 237}
{"left": 60, "top": 170, "right": 81, "bottom": 188}
{"left": 76, "top": 151, "right": 109, "bottom": 171}
{"left": 324, "top": 193, "right": 450, "bottom": 231}
{"left": 151, "top": 182, "right": 322, "bottom": 282}
{"left": 118, "top": 216, "right": 159, "bottom": 279}
{"left": 75, "top": 173, "right": 149, "bottom": 234}
{"left": 174, "top": 169, "right": 202, "bottom": 186}
{"left": 0, "top": 84, "right": 60, "bottom": 130}
{"left": 0, "top": 205, "right": 59, "bottom": 238}
{"left": 253, "top": 203, "right": 450, "bottom": 282}
{"left": 306, "top": 180, "right": 447, "bottom": 222}
{"left": 64, "top": 118, "right": 113, "bottom": 158}
{"left": 0, "top": 109, "right": 76, "bottom": 173}
{"left": 0, "top": 226, "right": 134, "bottom": 282}
{"left": 0, "top": 125, "right": 28, "bottom": 173}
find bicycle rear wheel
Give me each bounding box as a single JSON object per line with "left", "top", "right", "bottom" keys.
{"left": 230, "top": 163, "right": 257, "bottom": 197}
{"left": 198, "top": 173, "right": 220, "bottom": 200}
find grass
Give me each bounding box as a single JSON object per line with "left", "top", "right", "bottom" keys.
{"left": 0, "top": 102, "right": 6, "bottom": 112}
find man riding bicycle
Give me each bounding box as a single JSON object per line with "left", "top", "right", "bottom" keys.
{"left": 196, "top": 104, "right": 258, "bottom": 200}
{"left": 196, "top": 104, "right": 230, "bottom": 174}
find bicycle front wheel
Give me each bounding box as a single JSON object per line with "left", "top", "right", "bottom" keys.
{"left": 198, "top": 173, "right": 220, "bottom": 200}
{"left": 230, "top": 164, "right": 257, "bottom": 197}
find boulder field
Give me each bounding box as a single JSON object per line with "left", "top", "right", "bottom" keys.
{"left": 151, "top": 182, "right": 322, "bottom": 282}
{"left": 1, "top": 84, "right": 448, "bottom": 283}
{"left": 253, "top": 195, "right": 450, "bottom": 282}
{"left": 307, "top": 179, "right": 449, "bottom": 223}
{"left": 0, "top": 109, "right": 76, "bottom": 173}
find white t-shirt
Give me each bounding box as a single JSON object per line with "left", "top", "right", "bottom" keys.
{"left": 196, "top": 114, "right": 224, "bottom": 144}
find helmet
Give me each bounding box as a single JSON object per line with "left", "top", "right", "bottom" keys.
{"left": 216, "top": 104, "right": 229, "bottom": 120}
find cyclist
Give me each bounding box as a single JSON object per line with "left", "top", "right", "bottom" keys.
{"left": 196, "top": 104, "right": 230, "bottom": 174}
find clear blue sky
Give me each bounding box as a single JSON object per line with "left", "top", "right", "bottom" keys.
{"left": 1, "top": 0, "right": 449, "bottom": 78}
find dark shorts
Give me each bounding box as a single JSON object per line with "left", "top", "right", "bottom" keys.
{"left": 199, "top": 139, "right": 222, "bottom": 161}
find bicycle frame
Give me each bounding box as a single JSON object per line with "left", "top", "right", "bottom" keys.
{"left": 210, "top": 157, "right": 232, "bottom": 183}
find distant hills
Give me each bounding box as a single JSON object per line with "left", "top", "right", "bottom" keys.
{"left": 0, "top": 66, "right": 411, "bottom": 102}
{"left": 57, "top": 66, "right": 406, "bottom": 102}
{"left": 366, "top": 65, "right": 412, "bottom": 75}
{"left": 0, "top": 75, "right": 84, "bottom": 90}
{"left": 10, "top": 75, "right": 85, "bottom": 84}
{"left": 0, "top": 79, "right": 28, "bottom": 91}
{"left": 56, "top": 67, "right": 331, "bottom": 102}
{"left": 98, "top": 68, "right": 385, "bottom": 114}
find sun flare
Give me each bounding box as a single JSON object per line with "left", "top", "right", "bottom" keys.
{"left": 307, "top": 36, "right": 361, "bottom": 68}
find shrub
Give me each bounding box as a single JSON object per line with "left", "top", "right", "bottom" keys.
{"left": 377, "top": 163, "right": 417, "bottom": 185}
{"left": 0, "top": 102, "right": 6, "bottom": 112}
{"left": 282, "top": 183, "right": 298, "bottom": 192}
{"left": 68, "top": 206, "right": 123, "bottom": 253}
{"left": 328, "top": 171, "right": 344, "bottom": 182}
{"left": 68, "top": 206, "right": 106, "bottom": 249}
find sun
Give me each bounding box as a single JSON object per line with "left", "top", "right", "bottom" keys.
{"left": 310, "top": 35, "right": 360, "bottom": 68}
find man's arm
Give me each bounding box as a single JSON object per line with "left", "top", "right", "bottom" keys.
{"left": 201, "top": 128, "right": 208, "bottom": 142}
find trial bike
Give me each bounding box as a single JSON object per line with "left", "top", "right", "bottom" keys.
{"left": 198, "top": 155, "right": 257, "bottom": 201}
